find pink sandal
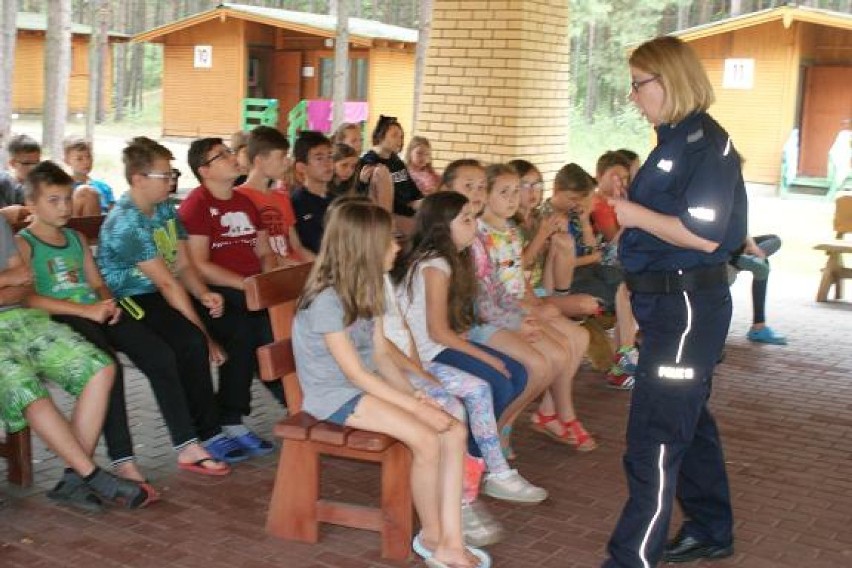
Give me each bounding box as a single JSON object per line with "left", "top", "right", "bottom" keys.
{"left": 530, "top": 410, "right": 597, "bottom": 452}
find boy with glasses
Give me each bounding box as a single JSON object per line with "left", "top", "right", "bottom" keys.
{"left": 1, "top": 134, "right": 40, "bottom": 223}
{"left": 180, "top": 137, "right": 283, "bottom": 459}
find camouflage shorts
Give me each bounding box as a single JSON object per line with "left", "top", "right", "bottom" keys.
{"left": 0, "top": 309, "right": 112, "bottom": 433}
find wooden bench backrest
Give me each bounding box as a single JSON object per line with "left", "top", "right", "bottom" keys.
{"left": 244, "top": 262, "right": 313, "bottom": 414}
{"left": 12, "top": 214, "right": 105, "bottom": 243}
{"left": 834, "top": 195, "right": 852, "bottom": 237}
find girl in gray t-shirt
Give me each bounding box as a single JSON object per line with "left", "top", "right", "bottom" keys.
{"left": 292, "top": 200, "right": 490, "bottom": 568}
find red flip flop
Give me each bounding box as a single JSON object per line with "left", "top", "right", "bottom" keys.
{"left": 177, "top": 458, "right": 231, "bottom": 476}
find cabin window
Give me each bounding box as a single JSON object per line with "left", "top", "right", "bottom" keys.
{"left": 318, "top": 57, "right": 368, "bottom": 101}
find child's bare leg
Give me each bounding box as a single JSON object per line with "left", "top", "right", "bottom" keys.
{"left": 345, "top": 396, "right": 457, "bottom": 555}
{"left": 113, "top": 461, "right": 146, "bottom": 482}
{"left": 434, "top": 418, "right": 471, "bottom": 564}
{"left": 546, "top": 232, "right": 577, "bottom": 293}
{"left": 25, "top": 398, "right": 98, "bottom": 476}
{"left": 72, "top": 186, "right": 101, "bottom": 217}
{"left": 614, "top": 283, "right": 637, "bottom": 348}
{"left": 537, "top": 321, "right": 587, "bottom": 423}
{"left": 70, "top": 364, "right": 116, "bottom": 456}
{"left": 485, "top": 329, "right": 551, "bottom": 431}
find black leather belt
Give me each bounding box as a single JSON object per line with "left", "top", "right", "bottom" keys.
{"left": 625, "top": 264, "right": 729, "bottom": 294}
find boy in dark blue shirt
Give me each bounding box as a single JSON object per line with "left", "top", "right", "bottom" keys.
{"left": 290, "top": 131, "right": 335, "bottom": 254}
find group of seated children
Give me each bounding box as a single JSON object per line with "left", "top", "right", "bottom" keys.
{"left": 0, "top": 115, "right": 782, "bottom": 565}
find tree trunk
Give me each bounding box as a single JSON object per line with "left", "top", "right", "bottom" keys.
{"left": 331, "top": 0, "right": 349, "bottom": 131}
{"left": 95, "top": 3, "right": 109, "bottom": 122}
{"left": 412, "top": 0, "right": 432, "bottom": 128}
{"left": 43, "top": 0, "right": 72, "bottom": 160}
{"left": 584, "top": 21, "right": 597, "bottom": 123}
{"left": 730, "top": 0, "right": 742, "bottom": 17}
{"left": 113, "top": 0, "right": 128, "bottom": 121}
{"left": 697, "top": 0, "right": 714, "bottom": 24}
{"left": 0, "top": 0, "right": 17, "bottom": 168}
{"left": 129, "top": 0, "right": 147, "bottom": 112}
{"left": 677, "top": 0, "right": 691, "bottom": 30}
{"left": 86, "top": 0, "right": 108, "bottom": 139}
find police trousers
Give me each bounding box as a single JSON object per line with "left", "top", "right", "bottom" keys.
{"left": 603, "top": 287, "right": 734, "bottom": 568}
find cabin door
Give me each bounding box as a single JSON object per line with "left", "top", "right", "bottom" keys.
{"left": 798, "top": 65, "right": 852, "bottom": 178}
{"left": 271, "top": 51, "right": 303, "bottom": 133}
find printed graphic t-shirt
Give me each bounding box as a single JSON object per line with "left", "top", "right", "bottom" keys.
{"left": 235, "top": 185, "right": 300, "bottom": 262}
{"left": 178, "top": 186, "right": 263, "bottom": 277}
{"left": 18, "top": 228, "right": 98, "bottom": 304}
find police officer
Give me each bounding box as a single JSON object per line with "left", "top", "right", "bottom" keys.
{"left": 602, "top": 36, "right": 747, "bottom": 568}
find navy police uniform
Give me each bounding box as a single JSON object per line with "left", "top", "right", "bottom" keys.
{"left": 603, "top": 111, "right": 747, "bottom": 568}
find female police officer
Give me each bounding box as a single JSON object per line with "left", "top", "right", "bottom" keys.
{"left": 602, "top": 37, "right": 746, "bottom": 568}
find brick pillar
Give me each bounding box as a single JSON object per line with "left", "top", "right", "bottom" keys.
{"left": 415, "top": 0, "right": 571, "bottom": 182}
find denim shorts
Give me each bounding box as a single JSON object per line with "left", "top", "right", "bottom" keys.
{"left": 467, "top": 323, "right": 501, "bottom": 344}
{"left": 325, "top": 394, "right": 364, "bottom": 426}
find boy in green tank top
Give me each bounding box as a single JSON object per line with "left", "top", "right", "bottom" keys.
{"left": 18, "top": 161, "right": 232, "bottom": 495}
{"left": 0, "top": 213, "right": 153, "bottom": 512}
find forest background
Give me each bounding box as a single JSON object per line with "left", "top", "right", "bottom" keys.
{"left": 1, "top": 0, "right": 850, "bottom": 173}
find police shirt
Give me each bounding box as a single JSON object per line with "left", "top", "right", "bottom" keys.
{"left": 619, "top": 112, "right": 747, "bottom": 274}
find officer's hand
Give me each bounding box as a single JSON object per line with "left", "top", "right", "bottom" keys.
{"left": 608, "top": 198, "right": 644, "bottom": 229}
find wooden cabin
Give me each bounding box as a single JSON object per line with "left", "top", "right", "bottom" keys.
{"left": 13, "top": 12, "right": 127, "bottom": 116}
{"left": 133, "top": 2, "right": 417, "bottom": 140}
{"left": 674, "top": 6, "right": 852, "bottom": 185}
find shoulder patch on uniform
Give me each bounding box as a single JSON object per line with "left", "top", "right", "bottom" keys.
{"left": 656, "top": 159, "right": 673, "bottom": 172}
{"left": 686, "top": 129, "right": 704, "bottom": 144}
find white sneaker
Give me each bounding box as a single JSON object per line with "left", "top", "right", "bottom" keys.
{"left": 482, "top": 469, "right": 548, "bottom": 504}
{"left": 462, "top": 501, "right": 504, "bottom": 547}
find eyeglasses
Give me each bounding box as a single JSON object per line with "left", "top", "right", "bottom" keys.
{"left": 630, "top": 75, "right": 659, "bottom": 93}
{"left": 144, "top": 171, "right": 180, "bottom": 181}
{"left": 16, "top": 160, "right": 40, "bottom": 167}
{"left": 521, "top": 181, "right": 544, "bottom": 191}
{"left": 200, "top": 147, "right": 235, "bottom": 167}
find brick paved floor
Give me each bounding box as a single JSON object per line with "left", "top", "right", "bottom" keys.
{"left": 1, "top": 265, "right": 850, "bottom": 568}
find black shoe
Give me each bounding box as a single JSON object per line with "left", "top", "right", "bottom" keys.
{"left": 663, "top": 534, "right": 733, "bottom": 563}
{"left": 48, "top": 471, "right": 104, "bottom": 513}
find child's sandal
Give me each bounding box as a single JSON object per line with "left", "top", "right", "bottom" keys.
{"left": 531, "top": 410, "right": 597, "bottom": 452}
{"left": 530, "top": 410, "right": 569, "bottom": 444}
{"left": 563, "top": 419, "right": 597, "bottom": 452}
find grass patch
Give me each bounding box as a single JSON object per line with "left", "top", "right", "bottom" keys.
{"left": 567, "top": 106, "right": 654, "bottom": 174}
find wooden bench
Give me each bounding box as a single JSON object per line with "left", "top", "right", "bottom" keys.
{"left": 244, "top": 263, "right": 413, "bottom": 560}
{"left": 12, "top": 214, "right": 105, "bottom": 244}
{"left": 0, "top": 429, "right": 33, "bottom": 487}
{"left": 815, "top": 196, "right": 852, "bottom": 302}
{"left": 1, "top": 216, "right": 105, "bottom": 488}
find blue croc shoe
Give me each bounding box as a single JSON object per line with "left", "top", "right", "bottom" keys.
{"left": 232, "top": 430, "right": 275, "bottom": 457}
{"left": 204, "top": 435, "right": 250, "bottom": 464}
{"left": 747, "top": 326, "right": 787, "bottom": 345}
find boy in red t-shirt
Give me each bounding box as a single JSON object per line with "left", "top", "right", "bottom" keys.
{"left": 235, "top": 126, "right": 313, "bottom": 264}
{"left": 180, "top": 137, "right": 282, "bottom": 459}
{"left": 591, "top": 151, "right": 632, "bottom": 245}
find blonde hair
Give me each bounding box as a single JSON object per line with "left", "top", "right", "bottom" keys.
{"left": 629, "top": 36, "right": 715, "bottom": 124}
{"left": 404, "top": 136, "right": 431, "bottom": 165}
{"left": 298, "top": 200, "right": 392, "bottom": 326}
